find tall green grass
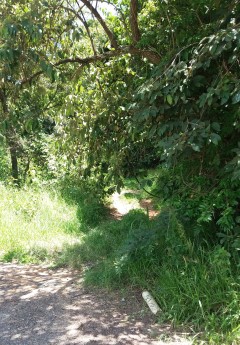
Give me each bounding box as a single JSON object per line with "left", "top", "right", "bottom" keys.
{"left": 0, "top": 183, "right": 81, "bottom": 263}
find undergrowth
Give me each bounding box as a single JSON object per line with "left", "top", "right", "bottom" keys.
{"left": 60, "top": 180, "right": 108, "bottom": 228}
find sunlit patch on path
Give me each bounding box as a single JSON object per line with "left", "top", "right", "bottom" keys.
{"left": 109, "top": 190, "right": 159, "bottom": 220}
{"left": 110, "top": 190, "right": 139, "bottom": 218}
{"left": 0, "top": 263, "right": 192, "bottom": 345}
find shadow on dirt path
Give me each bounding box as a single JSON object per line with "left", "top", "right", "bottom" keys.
{"left": 0, "top": 263, "right": 192, "bottom": 345}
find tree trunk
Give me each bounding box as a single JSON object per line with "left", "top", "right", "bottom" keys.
{"left": 9, "top": 141, "right": 19, "bottom": 183}
{"left": 130, "top": 0, "right": 141, "bottom": 44}
{"left": 0, "top": 88, "right": 20, "bottom": 184}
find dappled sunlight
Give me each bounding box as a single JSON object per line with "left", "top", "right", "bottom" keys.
{"left": 111, "top": 190, "right": 140, "bottom": 216}
{"left": 0, "top": 263, "right": 193, "bottom": 345}
{"left": 109, "top": 190, "right": 159, "bottom": 220}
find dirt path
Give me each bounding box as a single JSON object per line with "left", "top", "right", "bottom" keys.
{"left": 0, "top": 263, "right": 192, "bottom": 345}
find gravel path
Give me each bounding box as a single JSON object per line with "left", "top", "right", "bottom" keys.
{"left": 0, "top": 263, "right": 192, "bottom": 345}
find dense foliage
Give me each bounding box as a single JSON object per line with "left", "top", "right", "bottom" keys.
{"left": 134, "top": 24, "right": 240, "bottom": 258}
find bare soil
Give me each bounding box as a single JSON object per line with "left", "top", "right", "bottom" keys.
{"left": 0, "top": 263, "right": 192, "bottom": 345}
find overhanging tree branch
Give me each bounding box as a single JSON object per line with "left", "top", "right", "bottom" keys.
{"left": 79, "top": 0, "right": 118, "bottom": 49}
{"left": 20, "top": 46, "right": 160, "bottom": 85}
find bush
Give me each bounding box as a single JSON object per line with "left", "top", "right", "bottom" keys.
{"left": 149, "top": 166, "right": 240, "bottom": 265}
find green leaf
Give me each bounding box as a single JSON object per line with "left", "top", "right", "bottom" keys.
{"left": 192, "top": 75, "right": 206, "bottom": 87}
{"left": 166, "top": 94, "right": 173, "bottom": 105}
{"left": 138, "top": 108, "right": 150, "bottom": 119}
{"left": 211, "top": 122, "right": 220, "bottom": 132}
{"left": 191, "top": 143, "right": 201, "bottom": 152}
{"left": 236, "top": 216, "right": 240, "bottom": 224}
{"left": 149, "top": 125, "right": 157, "bottom": 137}
{"left": 149, "top": 106, "right": 158, "bottom": 117}
{"left": 209, "top": 43, "right": 218, "bottom": 55}
{"left": 210, "top": 133, "right": 221, "bottom": 145}
{"left": 158, "top": 124, "right": 168, "bottom": 136}
{"left": 232, "top": 92, "right": 240, "bottom": 104}
{"left": 198, "top": 94, "right": 207, "bottom": 108}
{"left": 25, "top": 119, "right": 33, "bottom": 133}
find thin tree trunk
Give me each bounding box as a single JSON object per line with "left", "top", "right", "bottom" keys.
{"left": 0, "top": 88, "right": 20, "bottom": 184}
{"left": 130, "top": 0, "right": 141, "bottom": 44}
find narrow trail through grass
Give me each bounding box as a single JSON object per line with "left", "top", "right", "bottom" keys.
{"left": 0, "top": 183, "right": 239, "bottom": 344}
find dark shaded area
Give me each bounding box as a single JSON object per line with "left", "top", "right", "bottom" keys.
{"left": 59, "top": 181, "right": 109, "bottom": 230}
